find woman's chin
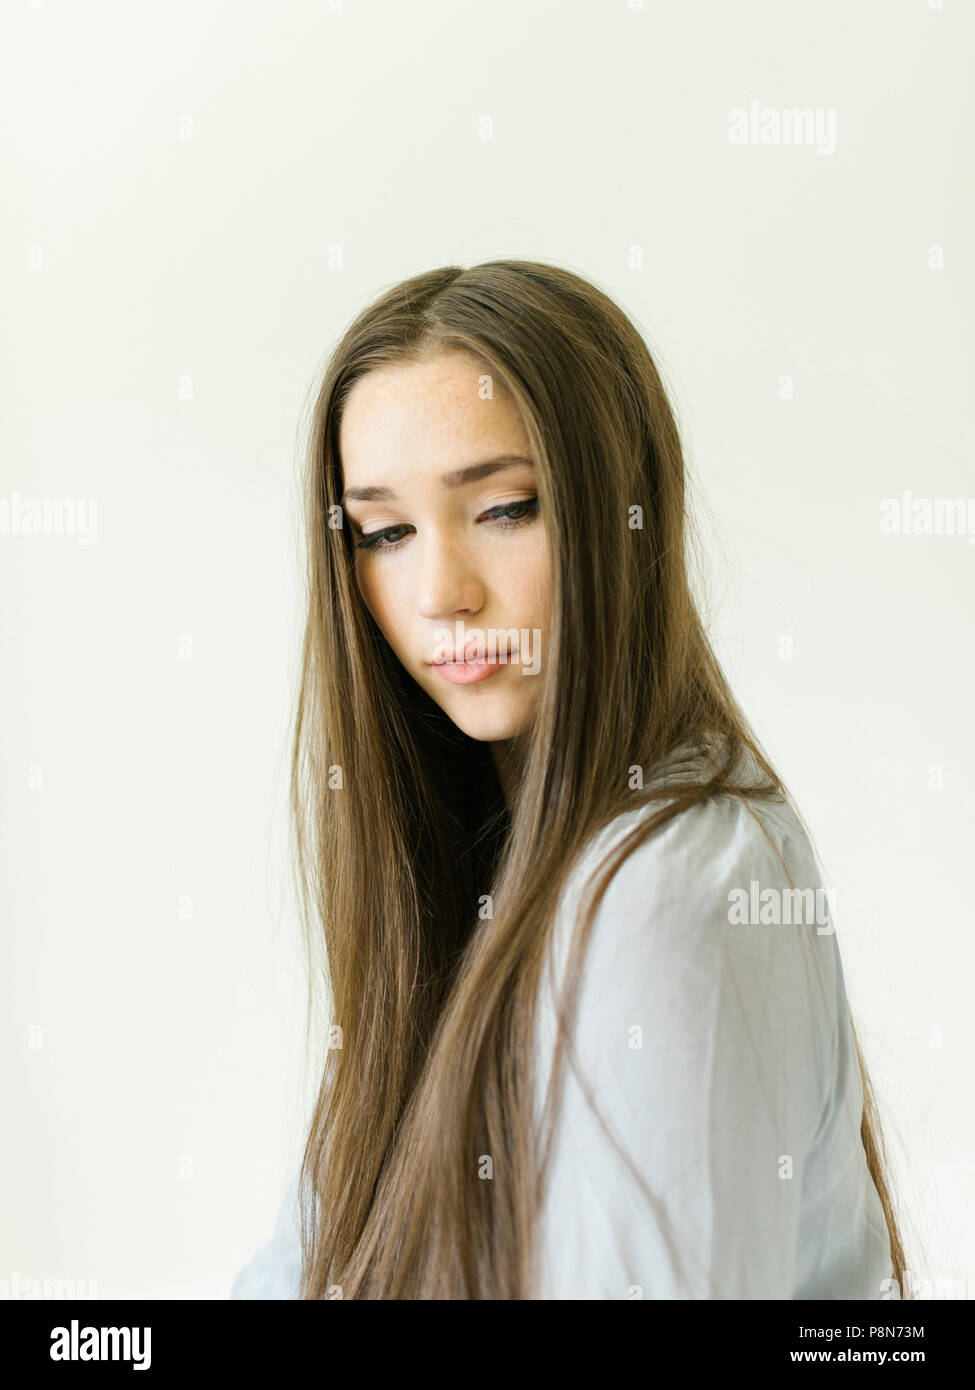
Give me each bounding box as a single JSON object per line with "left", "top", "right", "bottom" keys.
{"left": 436, "top": 695, "right": 533, "bottom": 745}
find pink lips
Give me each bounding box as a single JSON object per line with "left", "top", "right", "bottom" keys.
{"left": 429, "top": 645, "right": 516, "bottom": 685}
{"left": 433, "top": 656, "right": 508, "bottom": 685}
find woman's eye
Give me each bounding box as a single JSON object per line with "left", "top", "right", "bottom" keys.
{"left": 479, "top": 497, "right": 539, "bottom": 528}
{"left": 351, "top": 497, "right": 538, "bottom": 553}
{"left": 353, "top": 524, "right": 412, "bottom": 552}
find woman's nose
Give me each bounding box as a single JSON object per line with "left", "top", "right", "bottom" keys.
{"left": 414, "top": 532, "right": 485, "bottom": 621}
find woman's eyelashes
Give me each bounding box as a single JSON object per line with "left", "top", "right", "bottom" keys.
{"left": 351, "top": 496, "right": 539, "bottom": 553}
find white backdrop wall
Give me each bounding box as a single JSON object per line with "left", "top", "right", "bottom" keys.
{"left": 1, "top": 0, "right": 972, "bottom": 1298}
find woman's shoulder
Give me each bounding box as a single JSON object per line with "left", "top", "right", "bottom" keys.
{"left": 557, "top": 766, "right": 825, "bottom": 964}
{"left": 533, "top": 758, "right": 887, "bottom": 1297}
{"left": 541, "top": 761, "right": 848, "bottom": 1160}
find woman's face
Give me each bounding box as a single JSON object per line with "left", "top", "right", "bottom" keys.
{"left": 339, "top": 349, "right": 551, "bottom": 747}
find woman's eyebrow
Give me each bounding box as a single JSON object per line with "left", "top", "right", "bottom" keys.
{"left": 341, "top": 455, "right": 534, "bottom": 504}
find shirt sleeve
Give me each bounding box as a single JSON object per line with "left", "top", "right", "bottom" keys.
{"left": 532, "top": 791, "right": 890, "bottom": 1299}
{"left": 229, "top": 1170, "right": 303, "bottom": 1299}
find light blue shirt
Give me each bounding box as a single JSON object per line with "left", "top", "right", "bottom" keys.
{"left": 231, "top": 786, "right": 896, "bottom": 1299}
{"left": 230, "top": 1169, "right": 303, "bottom": 1300}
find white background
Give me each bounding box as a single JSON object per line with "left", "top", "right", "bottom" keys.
{"left": 1, "top": 0, "right": 972, "bottom": 1298}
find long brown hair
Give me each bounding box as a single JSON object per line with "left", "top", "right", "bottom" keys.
{"left": 290, "top": 259, "right": 908, "bottom": 1298}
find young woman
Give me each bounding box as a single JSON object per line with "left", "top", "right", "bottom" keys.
{"left": 230, "top": 260, "right": 907, "bottom": 1300}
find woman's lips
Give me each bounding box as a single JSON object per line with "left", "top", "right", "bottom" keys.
{"left": 431, "top": 655, "right": 511, "bottom": 685}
